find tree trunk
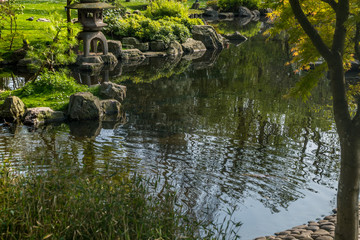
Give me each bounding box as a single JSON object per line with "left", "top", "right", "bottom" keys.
{"left": 355, "top": 22, "right": 360, "bottom": 61}
{"left": 67, "top": 0, "right": 72, "bottom": 23}
{"left": 330, "top": 58, "right": 360, "bottom": 240}
{"left": 335, "top": 133, "right": 360, "bottom": 240}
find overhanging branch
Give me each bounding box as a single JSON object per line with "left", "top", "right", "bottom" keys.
{"left": 289, "top": 0, "right": 333, "bottom": 62}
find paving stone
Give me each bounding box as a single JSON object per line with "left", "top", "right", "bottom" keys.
{"left": 315, "top": 236, "right": 333, "bottom": 240}
{"left": 276, "top": 231, "right": 292, "bottom": 236}
{"left": 293, "top": 225, "right": 308, "bottom": 229}
{"left": 309, "top": 222, "right": 319, "bottom": 226}
{"left": 312, "top": 229, "right": 331, "bottom": 236}
{"left": 319, "top": 222, "right": 334, "bottom": 227}
{"left": 306, "top": 225, "right": 320, "bottom": 231}
{"left": 320, "top": 225, "right": 335, "bottom": 231}
{"left": 324, "top": 215, "right": 336, "bottom": 221}
{"left": 318, "top": 220, "right": 329, "bottom": 224}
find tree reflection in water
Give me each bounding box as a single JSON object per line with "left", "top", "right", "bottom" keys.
{"left": 0, "top": 35, "right": 340, "bottom": 239}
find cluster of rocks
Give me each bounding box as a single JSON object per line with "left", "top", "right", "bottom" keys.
{"left": 70, "top": 24, "right": 236, "bottom": 73}
{"left": 115, "top": 24, "right": 231, "bottom": 62}
{"left": 0, "top": 81, "right": 126, "bottom": 128}
{"left": 254, "top": 210, "right": 339, "bottom": 240}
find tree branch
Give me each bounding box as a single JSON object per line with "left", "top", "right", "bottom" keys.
{"left": 331, "top": 0, "right": 349, "bottom": 55}
{"left": 320, "top": 0, "right": 338, "bottom": 11}
{"left": 289, "top": 0, "right": 333, "bottom": 62}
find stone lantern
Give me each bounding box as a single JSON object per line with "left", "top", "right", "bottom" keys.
{"left": 67, "top": 0, "right": 114, "bottom": 59}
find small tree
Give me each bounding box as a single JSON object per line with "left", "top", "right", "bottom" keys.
{"left": 0, "top": 0, "right": 24, "bottom": 50}
{"left": 27, "top": 13, "right": 80, "bottom": 80}
{"left": 268, "top": 0, "right": 360, "bottom": 239}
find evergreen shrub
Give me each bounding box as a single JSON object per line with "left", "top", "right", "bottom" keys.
{"left": 104, "top": 0, "right": 203, "bottom": 44}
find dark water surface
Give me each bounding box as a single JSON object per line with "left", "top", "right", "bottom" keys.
{"left": 0, "top": 35, "right": 340, "bottom": 239}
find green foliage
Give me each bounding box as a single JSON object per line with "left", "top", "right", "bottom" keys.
{"left": 104, "top": 0, "right": 203, "bottom": 43}
{"left": 284, "top": 63, "right": 328, "bottom": 101}
{"left": 144, "top": 0, "right": 188, "bottom": 19}
{"left": 105, "top": 14, "right": 202, "bottom": 44}
{"left": 9, "top": 70, "right": 87, "bottom": 110}
{"left": 206, "top": 0, "right": 219, "bottom": 9}
{"left": 0, "top": 0, "right": 25, "bottom": 50}
{"left": 114, "top": 58, "right": 192, "bottom": 84}
{"left": 0, "top": 159, "right": 211, "bottom": 239}
{"left": 218, "top": 0, "right": 261, "bottom": 11}
{"left": 26, "top": 13, "right": 80, "bottom": 71}
{"left": 213, "top": 21, "right": 261, "bottom": 37}
{"left": 265, "top": 0, "right": 359, "bottom": 99}
{"left": 103, "top": 2, "right": 127, "bottom": 21}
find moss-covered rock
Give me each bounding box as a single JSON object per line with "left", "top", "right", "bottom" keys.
{"left": 67, "top": 92, "right": 102, "bottom": 121}
{"left": 0, "top": 96, "right": 26, "bottom": 122}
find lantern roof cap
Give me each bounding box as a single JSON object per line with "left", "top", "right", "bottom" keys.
{"left": 67, "top": 1, "right": 114, "bottom": 9}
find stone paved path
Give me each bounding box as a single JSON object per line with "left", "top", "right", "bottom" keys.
{"left": 253, "top": 209, "right": 360, "bottom": 240}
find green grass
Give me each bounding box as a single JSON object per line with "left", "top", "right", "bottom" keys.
{"left": 0, "top": 70, "right": 90, "bottom": 111}
{"left": 0, "top": 0, "right": 206, "bottom": 61}
{"left": 0, "top": 159, "right": 209, "bottom": 239}
{"left": 0, "top": 0, "right": 70, "bottom": 53}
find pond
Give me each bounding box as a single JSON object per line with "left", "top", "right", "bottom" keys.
{"left": 0, "top": 34, "right": 340, "bottom": 239}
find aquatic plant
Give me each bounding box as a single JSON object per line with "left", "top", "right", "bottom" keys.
{"left": 0, "top": 159, "right": 211, "bottom": 239}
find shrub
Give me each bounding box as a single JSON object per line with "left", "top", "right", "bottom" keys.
{"left": 104, "top": 14, "right": 197, "bottom": 44}
{"left": 144, "top": 0, "right": 188, "bottom": 19}
{"left": 218, "top": 0, "right": 261, "bottom": 11}
{"left": 8, "top": 70, "right": 88, "bottom": 110}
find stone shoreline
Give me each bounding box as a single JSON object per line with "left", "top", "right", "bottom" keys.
{"left": 254, "top": 209, "right": 347, "bottom": 240}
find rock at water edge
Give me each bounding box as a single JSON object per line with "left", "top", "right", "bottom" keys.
{"left": 99, "top": 82, "right": 127, "bottom": 103}
{"left": 0, "top": 96, "right": 26, "bottom": 122}
{"left": 68, "top": 92, "right": 102, "bottom": 120}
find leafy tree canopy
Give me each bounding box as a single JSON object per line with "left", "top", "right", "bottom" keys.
{"left": 265, "top": 0, "right": 360, "bottom": 100}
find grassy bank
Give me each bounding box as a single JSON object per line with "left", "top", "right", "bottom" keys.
{"left": 0, "top": 0, "right": 206, "bottom": 61}
{"left": 0, "top": 160, "right": 210, "bottom": 239}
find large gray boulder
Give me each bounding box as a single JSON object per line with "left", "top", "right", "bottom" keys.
{"left": 100, "top": 53, "right": 118, "bottom": 65}
{"left": 107, "top": 40, "right": 122, "bottom": 58}
{"left": 120, "top": 49, "right": 146, "bottom": 62}
{"left": 101, "top": 99, "right": 121, "bottom": 115}
{"left": 191, "top": 25, "right": 224, "bottom": 50}
{"left": 150, "top": 40, "right": 168, "bottom": 51}
{"left": 23, "top": 107, "right": 65, "bottom": 126}
{"left": 136, "top": 42, "right": 149, "bottom": 51}
{"left": 181, "top": 38, "right": 206, "bottom": 53}
{"left": 99, "top": 82, "right": 127, "bottom": 103}
{"left": 167, "top": 41, "right": 183, "bottom": 56}
{"left": 203, "top": 7, "right": 218, "bottom": 19}
{"left": 122, "top": 37, "right": 140, "bottom": 46}
{"left": 67, "top": 92, "right": 102, "bottom": 120}
{"left": 122, "top": 37, "right": 149, "bottom": 51}
{"left": 0, "top": 96, "right": 26, "bottom": 122}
